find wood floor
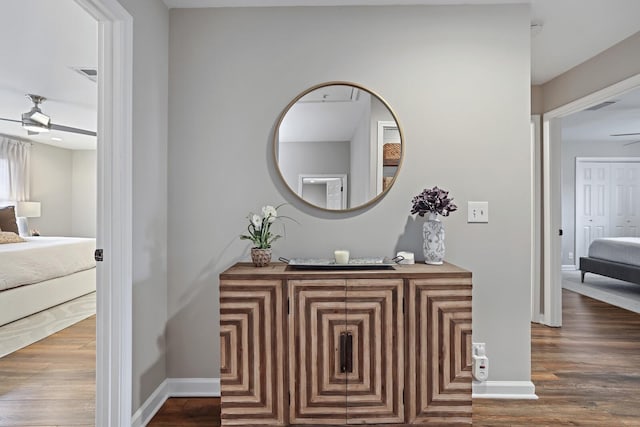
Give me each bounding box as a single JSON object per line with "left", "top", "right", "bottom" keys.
{"left": 2, "top": 291, "right": 640, "bottom": 426}
{"left": 0, "top": 315, "right": 95, "bottom": 426}
{"left": 473, "top": 290, "right": 640, "bottom": 426}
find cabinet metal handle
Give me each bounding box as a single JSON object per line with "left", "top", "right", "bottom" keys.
{"left": 339, "top": 332, "right": 353, "bottom": 374}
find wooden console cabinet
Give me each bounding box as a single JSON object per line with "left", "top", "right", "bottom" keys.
{"left": 220, "top": 262, "right": 472, "bottom": 426}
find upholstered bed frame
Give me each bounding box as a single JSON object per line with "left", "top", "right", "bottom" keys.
{"left": 579, "top": 257, "right": 640, "bottom": 286}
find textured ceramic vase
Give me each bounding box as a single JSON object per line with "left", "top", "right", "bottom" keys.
{"left": 251, "top": 248, "right": 272, "bottom": 267}
{"left": 423, "top": 213, "right": 445, "bottom": 265}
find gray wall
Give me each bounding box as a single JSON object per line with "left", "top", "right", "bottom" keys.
{"left": 117, "top": 0, "right": 169, "bottom": 413}
{"left": 29, "top": 142, "right": 95, "bottom": 238}
{"left": 168, "top": 4, "right": 532, "bottom": 384}
{"left": 30, "top": 142, "right": 72, "bottom": 236}
{"left": 71, "top": 150, "right": 96, "bottom": 237}
{"left": 560, "top": 138, "right": 640, "bottom": 266}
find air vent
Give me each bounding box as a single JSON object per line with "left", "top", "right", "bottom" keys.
{"left": 70, "top": 66, "right": 97, "bottom": 83}
{"left": 584, "top": 101, "right": 616, "bottom": 111}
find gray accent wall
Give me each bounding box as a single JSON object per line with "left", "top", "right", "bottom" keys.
{"left": 117, "top": 0, "right": 170, "bottom": 414}
{"left": 168, "top": 5, "right": 532, "bottom": 385}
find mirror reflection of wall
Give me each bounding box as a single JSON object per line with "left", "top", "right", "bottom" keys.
{"left": 275, "top": 83, "right": 403, "bottom": 211}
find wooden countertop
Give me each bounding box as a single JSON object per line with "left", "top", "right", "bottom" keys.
{"left": 220, "top": 261, "right": 471, "bottom": 281}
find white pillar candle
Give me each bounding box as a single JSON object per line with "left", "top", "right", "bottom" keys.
{"left": 334, "top": 250, "right": 350, "bottom": 264}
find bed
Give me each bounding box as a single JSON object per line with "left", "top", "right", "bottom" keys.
{"left": 579, "top": 237, "right": 640, "bottom": 285}
{"left": 0, "top": 235, "right": 96, "bottom": 326}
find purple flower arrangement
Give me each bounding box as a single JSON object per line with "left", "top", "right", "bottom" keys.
{"left": 411, "top": 186, "right": 458, "bottom": 217}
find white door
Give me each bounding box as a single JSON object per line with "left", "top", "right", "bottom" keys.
{"left": 575, "top": 162, "right": 609, "bottom": 261}
{"left": 326, "top": 178, "right": 343, "bottom": 210}
{"left": 611, "top": 163, "right": 640, "bottom": 237}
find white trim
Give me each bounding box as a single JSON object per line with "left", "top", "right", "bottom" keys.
{"left": 531, "top": 115, "right": 542, "bottom": 323}
{"left": 167, "top": 378, "right": 221, "bottom": 396}
{"left": 131, "top": 378, "right": 221, "bottom": 427}
{"left": 541, "top": 73, "right": 640, "bottom": 329}
{"left": 162, "top": 0, "right": 529, "bottom": 9}
{"left": 562, "top": 264, "right": 577, "bottom": 271}
{"left": 376, "top": 120, "right": 398, "bottom": 194}
{"left": 472, "top": 381, "right": 538, "bottom": 400}
{"left": 545, "top": 73, "right": 640, "bottom": 119}
{"left": 74, "top": 0, "right": 133, "bottom": 426}
{"left": 542, "top": 119, "right": 562, "bottom": 327}
{"left": 576, "top": 157, "right": 640, "bottom": 163}
{"left": 131, "top": 380, "right": 169, "bottom": 427}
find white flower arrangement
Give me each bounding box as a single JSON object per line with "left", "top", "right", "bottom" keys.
{"left": 240, "top": 204, "right": 295, "bottom": 249}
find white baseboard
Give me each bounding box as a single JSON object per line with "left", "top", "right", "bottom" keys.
{"left": 131, "top": 377, "right": 220, "bottom": 427}
{"left": 472, "top": 380, "right": 538, "bottom": 400}
{"left": 562, "top": 264, "right": 578, "bottom": 271}
{"left": 167, "top": 377, "right": 220, "bottom": 396}
{"left": 131, "top": 377, "right": 535, "bottom": 424}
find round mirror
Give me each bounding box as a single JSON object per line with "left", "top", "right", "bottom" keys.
{"left": 274, "top": 82, "right": 404, "bottom": 211}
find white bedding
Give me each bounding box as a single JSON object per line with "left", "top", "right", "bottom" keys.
{"left": 0, "top": 236, "right": 96, "bottom": 291}
{"left": 588, "top": 237, "right": 640, "bottom": 267}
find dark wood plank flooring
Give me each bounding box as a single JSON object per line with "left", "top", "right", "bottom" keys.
{"left": 3, "top": 290, "right": 640, "bottom": 426}
{"left": 0, "top": 315, "right": 95, "bottom": 426}
{"left": 474, "top": 289, "right": 640, "bottom": 426}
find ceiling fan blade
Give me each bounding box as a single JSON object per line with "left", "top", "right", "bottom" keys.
{"left": 611, "top": 132, "right": 640, "bottom": 137}
{"left": 50, "top": 123, "right": 97, "bottom": 137}
{"left": 0, "top": 117, "right": 22, "bottom": 124}
{"left": 623, "top": 140, "right": 640, "bottom": 146}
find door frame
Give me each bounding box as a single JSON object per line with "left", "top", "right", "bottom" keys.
{"left": 541, "top": 73, "right": 640, "bottom": 327}
{"left": 530, "top": 115, "right": 542, "bottom": 323}
{"left": 298, "top": 174, "right": 348, "bottom": 209}
{"left": 74, "top": 0, "right": 133, "bottom": 425}
{"left": 376, "top": 120, "right": 399, "bottom": 194}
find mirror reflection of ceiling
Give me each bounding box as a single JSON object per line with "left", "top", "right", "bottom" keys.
{"left": 279, "top": 86, "right": 369, "bottom": 143}
{"left": 275, "top": 82, "right": 403, "bottom": 212}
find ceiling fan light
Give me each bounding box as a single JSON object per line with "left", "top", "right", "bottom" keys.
{"left": 29, "top": 110, "right": 50, "bottom": 126}
{"left": 22, "top": 121, "right": 49, "bottom": 133}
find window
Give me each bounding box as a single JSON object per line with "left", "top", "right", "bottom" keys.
{"left": 0, "top": 137, "right": 30, "bottom": 202}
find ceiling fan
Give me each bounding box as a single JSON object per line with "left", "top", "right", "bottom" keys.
{"left": 0, "top": 94, "right": 96, "bottom": 137}
{"left": 611, "top": 132, "right": 640, "bottom": 146}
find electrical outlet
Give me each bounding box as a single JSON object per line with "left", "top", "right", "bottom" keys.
{"left": 568, "top": 252, "right": 574, "bottom": 261}
{"left": 472, "top": 342, "right": 489, "bottom": 381}
{"left": 467, "top": 201, "right": 489, "bottom": 223}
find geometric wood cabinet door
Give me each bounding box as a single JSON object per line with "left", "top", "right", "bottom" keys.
{"left": 219, "top": 262, "right": 472, "bottom": 426}
{"left": 220, "top": 279, "right": 286, "bottom": 426}
{"left": 407, "top": 278, "right": 473, "bottom": 425}
{"left": 288, "top": 278, "right": 404, "bottom": 425}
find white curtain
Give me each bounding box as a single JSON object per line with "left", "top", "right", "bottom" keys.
{"left": 0, "top": 136, "right": 31, "bottom": 203}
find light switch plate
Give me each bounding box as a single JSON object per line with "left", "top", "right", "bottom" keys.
{"left": 467, "top": 201, "right": 489, "bottom": 223}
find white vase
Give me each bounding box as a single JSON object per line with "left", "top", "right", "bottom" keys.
{"left": 423, "top": 213, "right": 444, "bottom": 265}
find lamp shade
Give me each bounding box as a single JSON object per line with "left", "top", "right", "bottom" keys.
{"left": 16, "top": 201, "right": 41, "bottom": 218}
